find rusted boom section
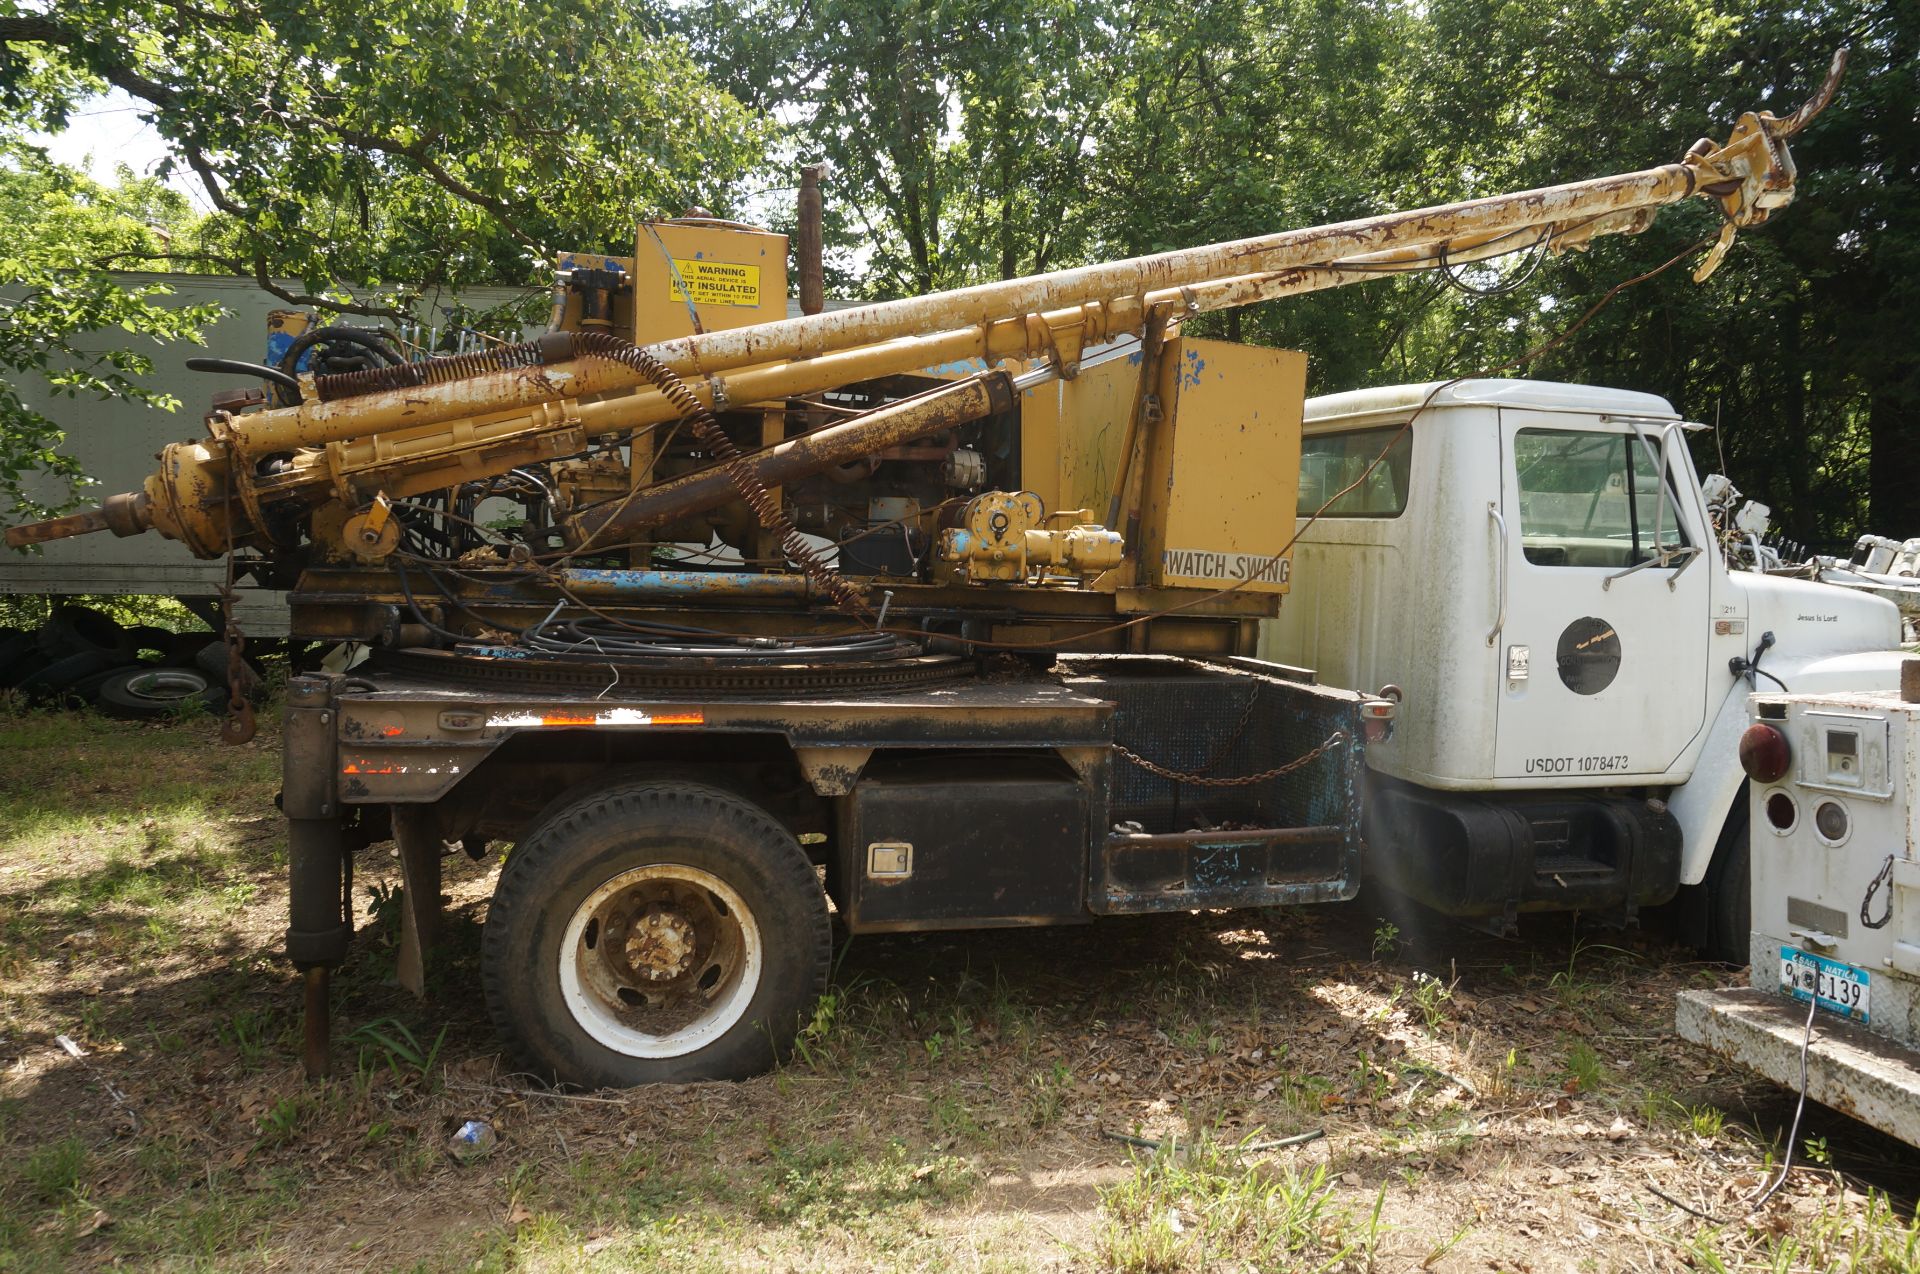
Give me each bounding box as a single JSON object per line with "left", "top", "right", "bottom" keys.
{"left": 569, "top": 371, "right": 1019, "bottom": 543}
{"left": 0, "top": 52, "right": 1845, "bottom": 559}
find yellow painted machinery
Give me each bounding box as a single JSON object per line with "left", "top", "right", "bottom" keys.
{"left": 0, "top": 57, "right": 1849, "bottom": 1088}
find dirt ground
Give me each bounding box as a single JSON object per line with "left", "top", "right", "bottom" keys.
{"left": 4, "top": 707, "right": 1920, "bottom": 1272}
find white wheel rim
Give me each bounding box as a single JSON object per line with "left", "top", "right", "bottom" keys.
{"left": 124, "top": 670, "right": 208, "bottom": 702}
{"left": 557, "top": 864, "right": 762, "bottom": 1060}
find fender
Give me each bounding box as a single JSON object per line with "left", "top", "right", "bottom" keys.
{"left": 1669, "top": 648, "right": 1909, "bottom": 883}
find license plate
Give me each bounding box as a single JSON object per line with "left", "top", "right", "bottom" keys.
{"left": 1780, "top": 947, "right": 1871, "bottom": 1023}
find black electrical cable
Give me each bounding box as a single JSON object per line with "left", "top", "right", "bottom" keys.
{"left": 391, "top": 551, "right": 920, "bottom": 663}
{"left": 184, "top": 357, "right": 303, "bottom": 398}
{"left": 1437, "top": 227, "right": 1552, "bottom": 296}
{"left": 1746, "top": 988, "right": 1818, "bottom": 1213}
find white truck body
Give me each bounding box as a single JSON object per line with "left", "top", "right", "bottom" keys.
{"left": 1260, "top": 379, "right": 1905, "bottom": 939}
{"left": 1679, "top": 687, "right": 1920, "bottom": 1148}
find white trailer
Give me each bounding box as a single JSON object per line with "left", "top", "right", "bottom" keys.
{"left": 1260, "top": 379, "right": 1907, "bottom": 959}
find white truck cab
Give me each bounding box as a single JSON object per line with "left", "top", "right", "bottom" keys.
{"left": 1261, "top": 379, "right": 1905, "bottom": 957}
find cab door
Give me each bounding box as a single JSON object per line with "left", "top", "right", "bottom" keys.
{"left": 1491, "top": 411, "right": 1709, "bottom": 782}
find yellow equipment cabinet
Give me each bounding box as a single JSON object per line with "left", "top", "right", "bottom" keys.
{"left": 1141, "top": 337, "right": 1305, "bottom": 594}
{"left": 630, "top": 221, "right": 789, "bottom": 346}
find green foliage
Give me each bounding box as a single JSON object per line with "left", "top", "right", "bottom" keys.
{"left": 0, "top": 143, "right": 220, "bottom": 521}
{"left": 4, "top": 0, "right": 770, "bottom": 310}
{"left": 347, "top": 1016, "right": 448, "bottom": 1089}
{"left": 22, "top": 1135, "right": 90, "bottom": 1203}
{"left": 1097, "top": 1133, "right": 1359, "bottom": 1271}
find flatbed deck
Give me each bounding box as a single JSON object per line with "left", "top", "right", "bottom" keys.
{"left": 1677, "top": 986, "right": 1920, "bottom": 1147}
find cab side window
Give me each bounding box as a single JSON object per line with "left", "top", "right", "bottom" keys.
{"left": 1298, "top": 426, "right": 1413, "bottom": 517}
{"left": 1514, "top": 428, "right": 1688, "bottom": 567}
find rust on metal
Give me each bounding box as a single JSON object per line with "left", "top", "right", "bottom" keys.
{"left": 2, "top": 505, "right": 110, "bottom": 548}
{"left": 571, "top": 370, "right": 1014, "bottom": 541}
{"left": 302, "top": 966, "right": 331, "bottom": 1078}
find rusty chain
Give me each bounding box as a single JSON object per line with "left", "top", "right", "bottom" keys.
{"left": 1114, "top": 729, "right": 1347, "bottom": 788}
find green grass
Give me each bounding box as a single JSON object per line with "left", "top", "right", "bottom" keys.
{"left": 1095, "top": 1131, "right": 1364, "bottom": 1272}
{"left": 1672, "top": 1190, "right": 1920, "bottom": 1273}
{"left": 3, "top": 709, "right": 1918, "bottom": 1271}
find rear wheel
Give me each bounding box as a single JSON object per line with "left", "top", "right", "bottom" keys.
{"left": 481, "top": 779, "right": 829, "bottom": 1087}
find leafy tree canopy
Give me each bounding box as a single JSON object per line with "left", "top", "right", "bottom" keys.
{"left": 2, "top": 0, "right": 771, "bottom": 312}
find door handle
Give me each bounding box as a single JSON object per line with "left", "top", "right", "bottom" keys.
{"left": 1487, "top": 502, "right": 1508, "bottom": 647}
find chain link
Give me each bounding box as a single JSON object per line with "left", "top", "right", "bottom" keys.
{"left": 1114, "top": 729, "right": 1348, "bottom": 788}
{"left": 1862, "top": 853, "right": 1895, "bottom": 931}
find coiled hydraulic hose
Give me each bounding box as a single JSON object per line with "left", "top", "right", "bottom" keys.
{"left": 564, "top": 332, "right": 873, "bottom": 618}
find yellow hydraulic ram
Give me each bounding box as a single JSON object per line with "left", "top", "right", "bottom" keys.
{"left": 3, "top": 52, "right": 1844, "bottom": 559}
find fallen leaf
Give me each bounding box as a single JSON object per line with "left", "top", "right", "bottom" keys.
{"left": 507, "top": 1202, "right": 534, "bottom": 1227}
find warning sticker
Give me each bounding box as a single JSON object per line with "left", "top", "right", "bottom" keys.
{"left": 667, "top": 259, "right": 762, "bottom": 308}
{"left": 1160, "top": 548, "right": 1291, "bottom": 586}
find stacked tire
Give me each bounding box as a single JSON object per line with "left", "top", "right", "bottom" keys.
{"left": 0, "top": 604, "right": 258, "bottom": 717}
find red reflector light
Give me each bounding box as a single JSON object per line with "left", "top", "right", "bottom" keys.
{"left": 1739, "top": 721, "right": 1791, "bottom": 784}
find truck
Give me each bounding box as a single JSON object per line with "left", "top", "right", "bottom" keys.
{"left": 1677, "top": 674, "right": 1920, "bottom": 1149}
{"left": 1259, "top": 374, "right": 1905, "bottom": 961}
{"left": 4, "top": 60, "right": 1840, "bottom": 1087}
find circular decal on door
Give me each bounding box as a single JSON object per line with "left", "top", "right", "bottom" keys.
{"left": 1557, "top": 616, "right": 1621, "bottom": 695}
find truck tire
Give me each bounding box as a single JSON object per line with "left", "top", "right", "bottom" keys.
{"left": 12, "top": 649, "right": 124, "bottom": 700}
{"left": 481, "top": 779, "right": 830, "bottom": 1088}
{"left": 1699, "top": 801, "right": 1751, "bottom": 966}
{"left": 95, "top": 666, "right": 223, "bottom": 718}
{"left": 37, "top": 604, "right": 130, "bottom": 659}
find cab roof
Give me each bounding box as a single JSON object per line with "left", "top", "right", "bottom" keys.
{"left": 1303, "top": 379, "right": 1679, "bottom": 432}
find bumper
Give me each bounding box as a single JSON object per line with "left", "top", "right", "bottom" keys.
{"left": 1363, "top": 779, "right": 1681, "bottom": 917}
{"left": 1676, "top": 986, "right": 1920, "bottom": 1148}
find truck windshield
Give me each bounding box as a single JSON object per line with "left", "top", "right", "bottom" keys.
{"left": 1514, "top": 428, "right": 1688, "bottom": 567}
{"left": 1298, "top": 426, "right": 1413, "bottom": 517}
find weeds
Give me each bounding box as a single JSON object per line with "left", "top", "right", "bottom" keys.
{"left": 218, "top": 1007, "right": 283, "bottom": 1068}
{"left": 1565, "top": 1041, "right": 1606, "bottom": 1093}
{"left": 1410, "top": 970, "right": 1454, "bottom": 1033}
{"left": 1097, "top": 1131, "right": 1356, "bottom": 1271}
{"left": 22, "top": 1135, "right": 88, "bottom": 1203}
{"left": 1025, "top": 1060, "right": 1073, "bottom": 1129}
{"left": 347, "top": 1017, "right": 448, "bottom": 1090}
{"left": 256, "top": 1095, "right": 309, "bottom": 1147}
